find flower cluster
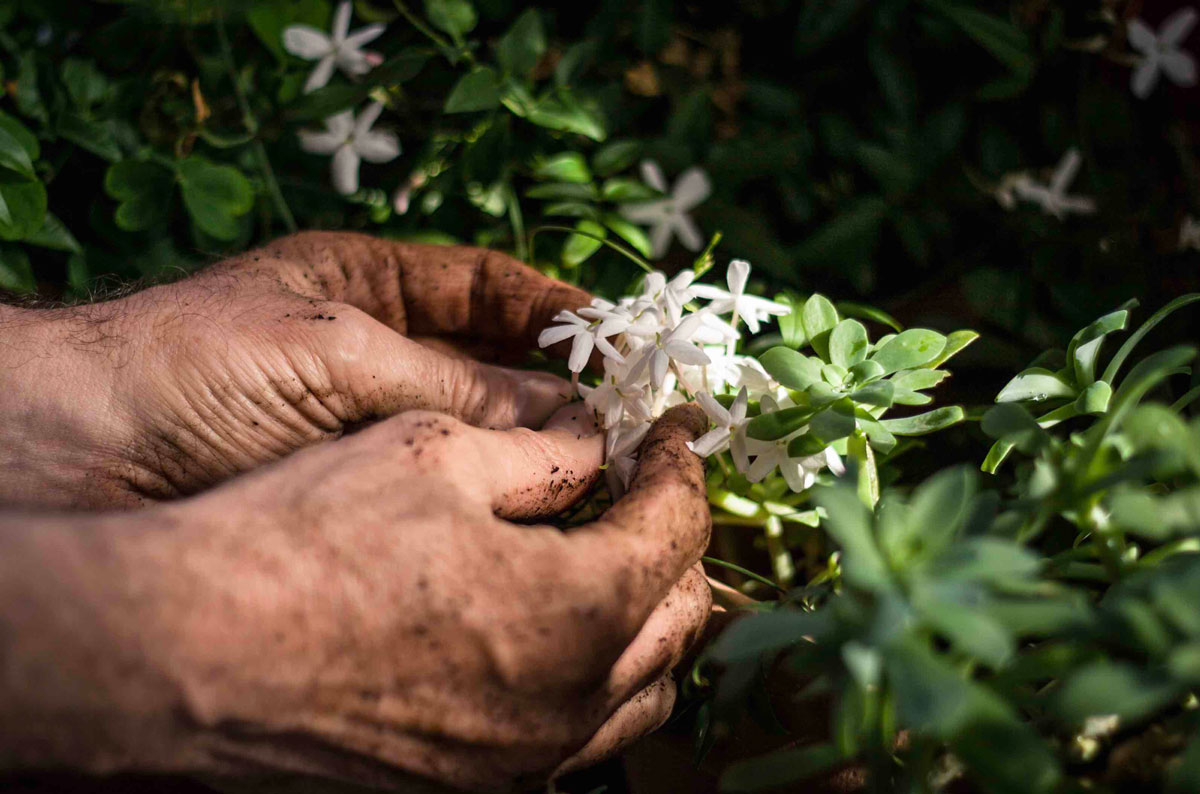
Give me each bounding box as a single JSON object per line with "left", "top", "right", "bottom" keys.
{"left": 539, "top": 259, "right": 847, "bottom": 497}
{"left": 285, "top": 2, "right": 400, "bottom": 195}
{"left": 542, "top": 259, "right": 976, "bottom": 501}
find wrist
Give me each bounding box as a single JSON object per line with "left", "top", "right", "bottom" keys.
{"left": 0, "top": 303, "right": 129, "bottom": 508}
{"left": 0, "top": 504, "right": 213, "bottom": 773}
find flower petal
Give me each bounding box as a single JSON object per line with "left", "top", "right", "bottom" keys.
{"left": 648, "top": 221, "right": 673, "bottom": 259}
{"left": 283, "top": 25, "right": 331, "bottom": 59}
{"left": 1161, "top": 49, "right": 1198, "bottom": 86}
{"left": 727, "top": 258, "right": 750, "bottom": 295}
{"left": 1127, "top": 18, "right": 1157, "bottom": 53}
{"left": 354, "top": 101, "right": 385, "bottom": 136}
{"left": 332, "top": 0, "right": 352, "bottom": 42}
{"left": 696, "top": 390, "right": 732, "bottom": 426}
{"left": 538, "top": 324, "right": 579, "bottom": 347}
{"left": 672, "top": 167, "right": 711, "bottom": 208}
{"left": 297, "top": 128, "right": 345, "bottom": 155}
{"left": 665, "top": 340, "right": 712, "bottom": 366}
{"left": 1161, "top": 7, "right": 1198, "bottom": 46}
{"left": 568, "top": 333, "right": 594, "bottom": 373}
{"left": 356, "top": 130, "right": 401, "bottom": 163}
{"left": 651, "top": 349, "right": 668, "bottom": 388}
{"left": 688, "top": 428, "right": 730, "bottom": 458}
{"left": 640, "top": 160, "right": 668, "bottom": 193}
{"left": 673, "top": 213, "right": 705, "bottom": 252}
{"left": 304, "top": 54, "right": 338, "bottom": 93}
{"left": 331, "top": 144, "right": 360, "bottom": 194}
{"left": 780, "top": 460, "right": 808, "bottom": 493}
{"left": 1132, "top": 58, "right": 1160, "bottom": 98}
{"left": 731, "top": 387, "right": 749, "bottom": 423}
{"left": 343, "top": 23, "right": 386, "bottom": 50}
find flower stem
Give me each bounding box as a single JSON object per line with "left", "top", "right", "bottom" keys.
{"left": 215, "top": 17, "right": 297, "bottom": 233}
{"left": 701, "top": 556, "right": 786, "bottom": 594}
{"left": 392, "top": 0, "right": 475, "bottom": 64}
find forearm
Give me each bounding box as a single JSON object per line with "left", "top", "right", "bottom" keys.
{"left": 0, "top": 304, "right": 124, "bottom": 508}
{"left": 0, "top": 506, "right": 212, "bottom": 774}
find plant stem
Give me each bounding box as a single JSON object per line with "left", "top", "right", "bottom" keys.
{"left": 392, "top": 0, "right": 475, "bottom": 64}
{"left": 529, "top": 225, "right": 654, "bottom": 273}
{"left": 701, "top": 555, "right": 786, "bottom": 594}
{"left": 215, "top": 17, "right": 297, "bottom": 233}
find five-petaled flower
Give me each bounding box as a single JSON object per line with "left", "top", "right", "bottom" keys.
{"left": 298, "top": 101, "right": 400, "bottom": 195}
{"left": 691, "top": 259, "right": 790, "bottom": 334}
{"left": 688, "top": 388, "right": 749, "bottom": 458}
{"left": 1000, "top": 148, "right": 1096, "bottom": 220}
{"left": 1128, "top": 7, "right": 1198, "bottom": 99}
{"left": 284, "top": 1, "right": 385, "bottom": 93}
{"left": 619, "top": 160, "right": 711, "bottom": 259}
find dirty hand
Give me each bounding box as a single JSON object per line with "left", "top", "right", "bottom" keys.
{"left": 0, "top": 232, "right": 590, "bottom": 509}
{"left": 0, "top": 405, "right": 712, "bottom": 792}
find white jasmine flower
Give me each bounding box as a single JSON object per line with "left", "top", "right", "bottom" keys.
{"left": 284, "top": 1, "right": 385, "bottom": 93}
{"left": 689, "top": 388, "right": 749, "bottom": 458}
{"left": 606, "top": 421, "right": 651, "bottom": 497}
{"left": 298, "top": 102, "right": 400, "bottom": 195}
{"left": 628, "top": 312, "right": 713, "bottom": 388}
{"left": 1128, "top": 8, "right": 1198, "bottom": 99}
{"left": 743, "top": 434, "right": 844, "bottom": 493}
{"left": 619, "top": 161, "right": 711, "bottom": 258}
{"left": 692, "top": 259, "right": 790, "bottom": 334}
{"left": 579, "top": 359, "right": 650, "bottom": 429}
{"left": 537, "top": 310, "right": 624, "bottom": 373}
{"left": 1010, "top": 149, "right": 1096, "bottom": 220}
{"left": 1180, "top": 215, "right": 1200, "bottom": 251}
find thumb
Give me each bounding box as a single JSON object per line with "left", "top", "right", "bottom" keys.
{"left": 315, "top": 308, "right": 574, "bottom": 430}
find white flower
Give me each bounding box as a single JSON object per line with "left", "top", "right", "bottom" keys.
{"left": 619, "top": 161, "right": 711, "bottom": 258}
{"left": 284, "top": 1, "right": 385, "bottom": 93}
{"left": 537, "top": 309, "right": 625, "bottom": 373}
{"left": 1181, "top": 215, "right": 1200, "bottom": 251}
{"left": 692, "top": 259, "right": 790, "bottom": 334}
{"left": 1128, "top": 8, "right": 1198, "bottom": 99}
{"left": 298, "top": 102, "right": 400, "bottom": 195}
{"left": 1009, "top": 148, "right": 1096, "bottom": 220}
{"left": 579, "top": 359, "right": 650, "bottom": 429}
{"left": 689, "top": 388, "right": 749, "bottom": 458}
{"left": 606, "top": 421, "right": 651, "bottom": 497}
{"left": 628, "top": 312, "right": 712, "bottom": 389}
{"left": 743, "top": 435, "right": 844, "bottom": 493}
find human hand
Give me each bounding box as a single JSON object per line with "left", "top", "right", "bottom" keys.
{"left": 0, "top": 232, "right": 590, "bottom": 509}
{"left": 0, "top": 405, "right": 712, "bottom": 792}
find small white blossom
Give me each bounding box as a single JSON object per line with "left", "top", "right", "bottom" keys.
{"left": 579, "top": 359, "right": 650, "bottom": 429}
{"left": 537, "top": 309, "right": 624, "bottom": 373}
{"left": 283, "top": 1, "right": 385, "bottom": 93}
{"left": 298, "top": 102, "right": 400, "bottom": 195}
{"left": 692, "top": 259, "right": 790, "bottom": 334}
{"left": 1007, "top": 149, "right": 1096, "bottom": 220}
{"left": 619, "top": 161, "right": 711, "bottom": 258}
{"left": 628, "top": 312, "right": 713, "bottom": 389}
{"left": 689, "top": 388, "right": 749, "bottom": 458}
{"left": 743, "top": 435, "right": 845, "bottom": 493}
{"left": 1128, "top": 8, "right": 1198, "bottom": 99}
{"left": 605, "top": 421, "right": 651, "bottom": 497}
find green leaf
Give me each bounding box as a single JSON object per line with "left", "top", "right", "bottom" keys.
{"left": 980, "top": 403, "right": 1050, "bottom": 452}
{"left": 774, "top": 291, "right": 807, "bottom": 348}
{"left": 813, "top": 481, "right": 891, "bottom": 592}
{"left": 57, "top": 114, "right": 122, "bottom": 163}
{"left": 928, "top": 0, "right": 1034, "bottom": 76}
{"left": 0, "top": 111, "right": 39, "bottom": 165}
{"left": 907, "top": 466, "right": 975, "bottom": 556}
{"left": 758, "top": 346, "right": 822, "bottom": 390}
{"left": 592, "top": 140, "right": 641, "bottom": 177}
{"left": 0, "top": 116, "right": 35, "bottom": 176}
{"left": 870, "top": 329, "right": 947, "bottom": 375}
{"left": 525, "top": 182, "right": 598, "bottom": 201}
{"left": 747, "top": 406, "right": 814, "bottom": 441}
{"left": 496, "top": 9, "right": 545, "bottom": 77}
{"left": 829, "top": 319, "right": 869, "bottom": 368}
{"left": 720, "top": 743, "right": 841, "bottom": 793}
{"left": 525, "top": 94, "right": 606, "bottom": 141}
{"left": 0, "top": 244, "right": 33, "bottom": 293}
{"left": 1110, "top": 486, "right": 1200, "bottom": 540}
{"left": 849, "top": 380, "right": 894, "bottom": 408}
{"left": 23, "top": 213, "right": 80, "bottom": 253}
{"left": 542, "top": 201, "right": 597, "bottom": 219}
{"left": 809, "top": 401, "right": 857, "bottom": 444}
{"left": 996, "top": 367, "right": 1077, "bottom": 403}
{"left": 848, "top": 359, "right": 886, "bottom": 384}
{"left": 1103, "top": 295, "right": 1200, "bottom": 384}
{"left": 917, "top": 596, "right": 1014, "bottom": 667}
{"left": 600, "top": 178, "right": 660, "bottom": 202}
{"left": 532, "top": 152, "right": 591, "bottom": 184}
{"left": 1053, "top": 661, "right": 1179, "bottom": 723}
{"left": 425, "top": 0, "right": 477, "bottom": 39}
{"left": 926, "top": 329, "right": 979, "bottom": 369}
{"left": 802, "top": 294, "right": 839, "bottom": 360}
{"left": 705, "top": 609, "right": 828, "bottom": 665}
{"left": 1067, "top": 307, "right": 1129, "bottom": 386}
{"left": 444, "top": 67, "right": 501, "bottom": 113}
{"left": 0, "top": 170, "right": 47, "bottom": 241}
{"left": 836, "top": 301, "right": 903, "bottom": 333}
{"left": 891, "top": 369, "right": 948, "bottom": 391}
{"left": 562, "top": 219, "right": 605, "bottom": 267}
{"left": 602, "top": 214, "right": 653, "bottom": 258}
{"left": 880, "top": 406, "right": 965, "bottom": 436}
{"left": 177, "top": 157, "right": 254, "bottom": 241}
{"left": 1074, "top": 380, "right": 1112, "bottom": 415}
